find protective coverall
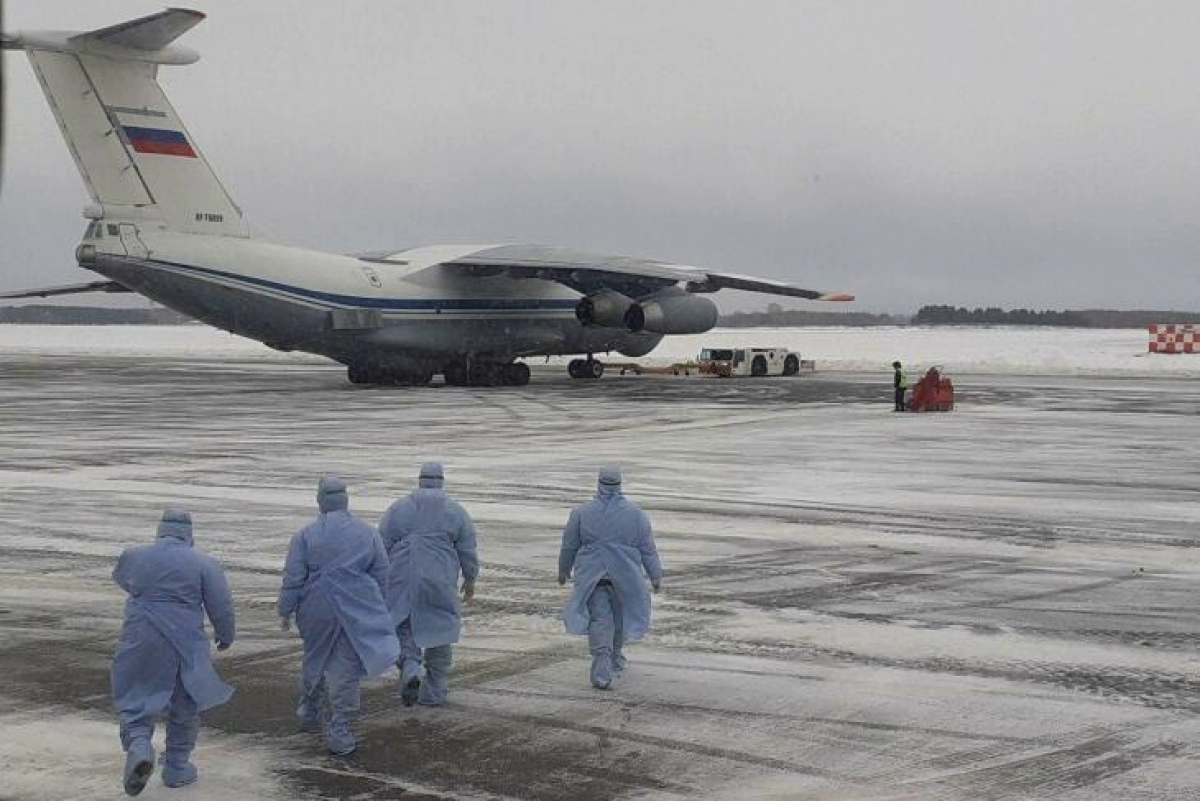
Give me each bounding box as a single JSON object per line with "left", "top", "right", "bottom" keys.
{"left": 379, "top": 462, "right": 479, "bottom": 706}
{"left": 111, "top": 509, "right": 235, "bottom": 795}
{"left": 278, "top": 477, "right": 399, "bottom": 755}
{"left": 558, "top": 467, "right": 662, "bottom": 689}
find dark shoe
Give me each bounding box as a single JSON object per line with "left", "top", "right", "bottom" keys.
{"left": 401, "top": 675, "right": 420, "bottom": 707}
{"left": 123, "top": 741, "right": 156, "bottom": 797}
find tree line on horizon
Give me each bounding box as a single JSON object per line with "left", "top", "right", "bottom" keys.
{"left": 718, "top": 303, "right": 1200, "bottom": 329}
{"left": 0, "top": 305, "right": 189, "bottom": 325}
{"left": 3, "top": 302, "right": 1200, "bottom": 329}
{"left": 911, "top": 305, "right": 1200, "bottom": 328}
{"left": 914, "top": 305, "right": 1087, "bottom": 326}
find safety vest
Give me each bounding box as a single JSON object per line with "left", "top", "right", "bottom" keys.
{"left": 896, "top": 368, "right": 908, "bottom": 389}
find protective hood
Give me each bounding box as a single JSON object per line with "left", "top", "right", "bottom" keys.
{"left": 317, "top": 475, "right": 349, "bottom": 513}
{"left": 596, "top": 466, "right": 623, "bottom": 499}
{"left": 418, "top": 461, "right": 445, "bottom": 490}
{"left": 156, "top": 508, "right": 194, "bottom": 545}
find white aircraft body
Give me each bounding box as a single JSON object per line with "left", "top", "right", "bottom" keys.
{"left": 2, "top": 9, "right": 852, "bottom": 386}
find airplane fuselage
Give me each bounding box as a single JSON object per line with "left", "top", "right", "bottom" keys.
{"left": 82, "top": 224, "right": 662, "bottom": 376}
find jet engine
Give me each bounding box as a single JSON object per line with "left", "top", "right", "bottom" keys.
{"left": 575, "top": 290, "right": 635, "bottom": 328}
{"left": 624, "top": 288, "right": 718, "bottom": 335}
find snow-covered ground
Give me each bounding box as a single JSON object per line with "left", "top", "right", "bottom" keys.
{"left": 0, "top": 323, "right": 1196, "bottom": 376}
{"left": 657, "top": 325, "right": 1199, "bottom": 376}
{"left": 0, "top": 340, "right": 1198, "bottom": 799}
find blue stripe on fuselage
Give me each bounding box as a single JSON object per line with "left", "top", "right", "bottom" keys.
{"left": 138, "top": 257, "right": 579, "bottom": 312}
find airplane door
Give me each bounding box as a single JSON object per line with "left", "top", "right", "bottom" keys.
{"left": 118, "top": 223, "right": 149, "bottom": 259}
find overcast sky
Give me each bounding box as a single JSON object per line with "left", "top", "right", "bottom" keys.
{"left": 3, "top": 1, "right": 1200, "bottom": 312}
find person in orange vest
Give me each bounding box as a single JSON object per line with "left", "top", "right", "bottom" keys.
{"left": 892, "top": 361, "right": 908, "bottom": 412}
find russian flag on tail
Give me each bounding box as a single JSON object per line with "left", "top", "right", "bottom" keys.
{"left": 122, "top": 125, "right": 197, "bottom": 158}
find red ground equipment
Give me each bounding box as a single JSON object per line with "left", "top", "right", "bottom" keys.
{"left": 907, "top": 367, "right": 954, "bottom": 412}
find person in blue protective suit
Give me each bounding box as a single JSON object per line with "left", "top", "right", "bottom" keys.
{"left": 558, "top": 467, "right": 662, "bottom": 690}
{"left": 379, "top": 462, "right": 479, "bottom": 707}
{"left": 111, "top": 509, "right": 235, "bottom": 796}
{"left": 277, "top": 476, "right": 400, "bottom": 756}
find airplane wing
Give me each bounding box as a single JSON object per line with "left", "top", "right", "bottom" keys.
{"left": 0, "top": 280, "right": 133, "bottom": 300}
{"left": 680, "top": 271, "right": 855, "bottom": 301}
{"left": 370, "top": 245, "right": 854, "bottom": 302}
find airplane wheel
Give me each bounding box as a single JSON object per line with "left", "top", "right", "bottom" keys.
{"left": 378, "top": 369, "right": 406, "bottom": 386}
{"left": 469, "top": 363, "right": 502, "bottom": 386}
{"left": 503, "top": 362, "right": 531, "bottom": 386}
{"left": 751, "top": 355, "right": 767, "bottom": 377}
{"left": 347, "top": 365, "right": 374, "bottom": 385}
{"left": 444, "top": 362, "right": 469, "bottom": 386}
{"left": 783, "top": 354, "right": 799, "bottom": 376}
{"left": 587, "top": 360, "right": 604, "bottom": 379}
{"left": 567, "top": 359, "right": 585, "bottom": 379}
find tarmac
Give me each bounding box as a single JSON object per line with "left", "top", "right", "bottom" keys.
{"left": 0, "top": 353, "right": 1197, "bottom": 799}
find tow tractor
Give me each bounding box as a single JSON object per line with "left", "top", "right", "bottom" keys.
{"left": 575, "top": 347, "right": 812, "bottom": 379}
{"left": 697, "top": 347, "right": 805, "bottom": 377}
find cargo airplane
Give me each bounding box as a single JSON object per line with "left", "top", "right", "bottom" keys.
{"left": 1, "top": 8, "right": 852, "bottom": 386}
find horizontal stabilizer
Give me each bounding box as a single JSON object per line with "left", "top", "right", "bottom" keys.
{"left": 72, "top": 8, "right": 206, "bottom": 53}
{"left": 0, "top": 280, "right": 132, "bottom": 300}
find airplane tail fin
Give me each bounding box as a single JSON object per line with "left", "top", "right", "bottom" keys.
{"left": 3, "top": 9, "right": 249, "bottom": 237}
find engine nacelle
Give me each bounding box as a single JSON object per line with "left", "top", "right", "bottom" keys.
{"left": 624, "top": 289, "right": 718, "bottom": 335}
{"left": 575, "top": 290, "right": 635, "bottom": 328}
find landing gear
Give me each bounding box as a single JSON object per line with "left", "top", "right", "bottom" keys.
{"left": 443, "top": 360, "right": 530, "bottom": 387}
{"left": 568, "top": 355, "right": 604, "bottom": 380}
{"left": 346, "top": 364, "right": 433, "bottom": 386}
{"left": 444, "top": 362, "right": 469, "bottom": 386}
{"left": 502, "top": 362, "right": 531, "bottom": 386}
{"left": 468, "top": 362, "right": 502, "bottom": 386}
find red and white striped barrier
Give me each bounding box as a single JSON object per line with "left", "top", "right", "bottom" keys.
{"left": 1149, "top": 324, "right": 1198, "bottom": 354}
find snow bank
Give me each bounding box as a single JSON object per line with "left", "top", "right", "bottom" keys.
{"left": 1, "top": 323, "right": 1195, "bottom": 376}
{"left": 651, "top": 326, "right": 1200, "bottom": 376}
{"left": 0, "top": 324, "right": 324, "bottom": 362}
